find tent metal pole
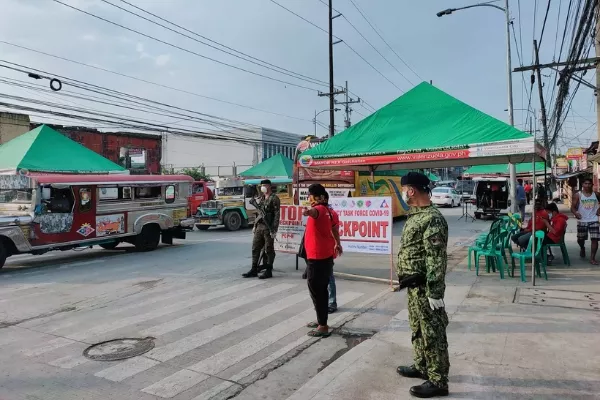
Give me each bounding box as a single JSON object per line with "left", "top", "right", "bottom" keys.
{"left": 531, "top": 140, "right": 537, "bottom": 286}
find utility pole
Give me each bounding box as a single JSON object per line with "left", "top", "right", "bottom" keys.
{"left": 318, "top": 0, "right": 344, "bottom": 138}
{"left": 533, "top": 40, "right": 551, "bottom": 170}
{"left": 504, "top": 0, "right": 518, "bottom": 214}
{"left": 335, "top": 81, "right": 361, "bottom": 128}
{"left": 596, "top": 7, "right": 600, "bottom": 189}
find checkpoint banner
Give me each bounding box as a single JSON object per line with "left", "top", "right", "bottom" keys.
{"left": 329, "top": 196, "right": 393, "bottom": 255}
{"left": 275, "top": 205, "right": 305, "bottom": 254}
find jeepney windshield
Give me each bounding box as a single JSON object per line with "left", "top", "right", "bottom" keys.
{"left": 0, "top": 189, "right": 33, "bottom": 204}
{"left": 218, "top": 186, "right": 244, "bottom": 197}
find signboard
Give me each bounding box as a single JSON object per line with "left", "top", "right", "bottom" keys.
{"left": 556, "top": 157, "right": 569, "bottom": 168}
{"left": 299, "top": 138, "right": 539, "bottom": 168}
{"left": 275, "top": 196, "right": 393, "bottom": 256}
{"left": 566, "top": 148, "right": 584, "bottom": 160}
{"left": 295, "top": 136, "right": 355, "bottom": 189}
{"left": 297, "top": 187, "right": 351, "bottom": 207}
{"left": 275, "top": 205, "right": 305, "bottom": 253}
{"left": 329, "top": 196, "right": 393, "bottom": 255}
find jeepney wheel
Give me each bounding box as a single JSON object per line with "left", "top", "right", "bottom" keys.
{"left": 99, "top": 241, "right": 120, "bottom": 250}
{"left": 135, "top": 224, "right": 161, "bottom": 252}
{"left": 0, "top": 241, "right": 6, "bottom": 269}
{"left": 224, "top": 211, "right": 242, "bottom": 231}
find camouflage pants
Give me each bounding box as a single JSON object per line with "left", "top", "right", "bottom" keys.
{"left": 407, "top": 286, "right": 450, "bottom": 388}
{"left": 252, "top": 223, "right": 275, "bottom": 267}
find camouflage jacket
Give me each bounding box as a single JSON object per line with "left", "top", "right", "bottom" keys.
{"left": 253, "top": 193, "right": 281, "bottom": 233}
{"left": 397, "top": 205, "right": 448, "bottom": 299}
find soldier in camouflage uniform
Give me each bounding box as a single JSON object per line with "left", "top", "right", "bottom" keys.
{"left": 396, "top": 172, "right": 450, "bottom": 398}
{"left": 242, "top": 179, "right": 280, "bottom": 279}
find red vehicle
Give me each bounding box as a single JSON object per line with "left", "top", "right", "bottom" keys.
{"left": 0, "top": 174, "right": 195, "bottom": 268}
{"left": 188, "top": 181, "right": 214, "bottom": 217}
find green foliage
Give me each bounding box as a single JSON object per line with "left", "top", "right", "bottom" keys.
{"left": 178, "top": 167, "right": 211, "bottom": 181}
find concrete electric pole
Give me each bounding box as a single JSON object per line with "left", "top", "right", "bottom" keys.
{"left": 335, "top": 81, "right": 361, "bottom": 128}
{"left": 318, "top": 0, "right": 344, "bottom": 138}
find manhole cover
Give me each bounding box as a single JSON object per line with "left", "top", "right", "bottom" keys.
{"left": 83, "top": 337, "right": 155, "bottom": 361}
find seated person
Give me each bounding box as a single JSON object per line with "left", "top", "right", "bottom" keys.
{"left": 541, "top": 203, "right": 568, "bottom": 263}
{"left": 512, "top": 200, "right": 548, "bottom": 250}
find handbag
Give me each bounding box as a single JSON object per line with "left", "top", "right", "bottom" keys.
{"left": 297, "top": 233, "right": 307, "bottom": 259}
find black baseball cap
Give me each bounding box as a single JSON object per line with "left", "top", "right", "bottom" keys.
{"left": 260, "top": 179, "right": 272, "bottom": 185}
{"left": 401, "top": 172, "right": 430, "bottom": 189}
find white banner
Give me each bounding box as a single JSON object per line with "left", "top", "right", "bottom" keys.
{"left": 329, "top": 196, "right": 393, "bottom": 255}
{"left": 297, "top": 187, "right": 352, "bottom": 206}
{"left": 275, "top": 205, "right": 305, "bottom": 254}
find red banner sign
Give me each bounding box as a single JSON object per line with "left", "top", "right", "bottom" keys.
{"left": 302, "top": 149, "right": 469, "bottom": 167}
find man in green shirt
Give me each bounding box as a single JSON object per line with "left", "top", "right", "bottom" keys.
{"left": 396, "top": 172, "right": 450, "bottom": 398}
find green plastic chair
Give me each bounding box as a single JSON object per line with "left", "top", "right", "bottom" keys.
{"left": 474, "top": 228, "right": 506, "bottom": 279}
{"left": 511, "top": 230, "right": 547, "bottom": 282}
{"left": 469, "top": 219, "right": 503, "bottom": 271}
{"left": 543, "top": 236, "right": 571, "bottom": 266}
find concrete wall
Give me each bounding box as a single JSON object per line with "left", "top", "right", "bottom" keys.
{"left": 0, "top": 112, "right": 30, "bottom": 144}
{"left": 163, "top": 127, "right": 304, "bottom": 177}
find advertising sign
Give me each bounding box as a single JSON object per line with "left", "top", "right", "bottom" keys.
{"left": 329, "top": 196, "right": 393, "bottom": 255}
{"left": 566, "top": 148, "right": 584, "bottom": 160}
{"left": 275, "top": 205, "right": 305, "bottom": 254}
{"left": 297, "top": 187, "right": 351, "bottom": 207}
{"left": 295, "top": 136, "right": 355, "bottom": 189}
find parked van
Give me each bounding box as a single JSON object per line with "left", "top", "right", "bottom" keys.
{"left": 473, "top": 177, "right": 511, "bottom": 219}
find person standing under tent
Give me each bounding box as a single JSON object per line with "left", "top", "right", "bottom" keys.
{"left": 516, "top": 179, "right": 527, "bottom": 217}
{"left": 571, "top": 178, "right": 600, "bottom": 265}
{"left": 396, "top": 172, "right": 450, "bottom": 398}
{"left": 525, "top": 181, "right": 533, "bottom": 204}
{"left": 242, "top": 179, "right": 280, "bottom": 279}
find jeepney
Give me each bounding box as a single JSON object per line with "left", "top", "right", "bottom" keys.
{"left": 195, "top": 178, "right": 293, "bottom": 231}
{"left": 0, "top": 174, "right": 195, "bottom": 269}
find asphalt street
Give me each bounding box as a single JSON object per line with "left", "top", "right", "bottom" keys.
{"left": 0, "top": 205, "right": 490, "bottom": 400}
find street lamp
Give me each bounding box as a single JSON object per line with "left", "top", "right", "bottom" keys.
{"left": 313, "top": 108, "right": 340, "bottom": 136}
{"left": 437, "top": 0, "right": 518, "bottom": 212}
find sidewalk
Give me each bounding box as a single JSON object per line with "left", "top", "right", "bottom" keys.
{"left": 285, "top": 226, "right": 600, "bottom": 399}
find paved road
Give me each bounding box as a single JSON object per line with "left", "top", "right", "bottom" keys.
{"left": 0, "top": 205, "right": 490, "bottom": 400}
{"left": 0, "top": 228, "right": 398, "bottom": 400}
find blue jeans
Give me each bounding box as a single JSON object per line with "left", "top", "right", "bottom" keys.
{"left": 328, "top": 271, "right": 337, "bottom": 308}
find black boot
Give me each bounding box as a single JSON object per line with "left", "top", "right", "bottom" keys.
{"left": 409, "top": 381, "right": 449, "bottom": 398}
{"left": 396, "top": 365, "right": 428, "bottom": 380}
{"left": 258, "top": 265, "right": 273, "bottom": 279}
{"left": 242, "top": 268, "right": 258, "bottom": 278}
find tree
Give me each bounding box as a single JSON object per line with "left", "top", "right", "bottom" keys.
{"left": 178, "top": 167, "right": 211, "bottom": 181}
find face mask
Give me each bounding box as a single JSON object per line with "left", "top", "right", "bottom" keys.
{"left": 402, "top": 190, "right": 410, "bottom": 204}
{"left": 260, "top": 186, "right": 268, "bottom": 194}
{"left": 547, "top": 213, "right": 553, "bottom": 219}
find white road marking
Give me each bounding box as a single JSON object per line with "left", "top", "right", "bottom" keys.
{"left": 66, "top": 280, "right": 265, "bottom": 341}
{"left": 95, "top": 357, "right": 160, "bottom": 382}
{"left": 141, "top": 369, "right": 210, "bottom": 398}
{"left": 142, "top": 283, "right": 297, "bottom": 336}
{"left": 48, "top": 354, "right": 89, "bottom": 369}
{"left": 146, "top": 291, "right": 310, "bottom": 362}
{"left": 23, "top": 337, "right": 75, "bottom": 357}
{"left": 187, "top": 292, "right": 363, "bottom": 376}
{"left": 191, "top": 289, "right": 391, "bottom": 400}
{"left": 144, "top": 292, "right": 363, "bottom": 398}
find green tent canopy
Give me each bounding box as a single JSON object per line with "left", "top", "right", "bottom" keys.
{"left": 464, "top": 162, "right": 549, "bottom": 176}
{"left": 301, "top": 82, "right": 544, "bottom": 171}
{"left": 0, "top": 125, "right": 127, "bottom": 174}
{"left": 240, "top": 153, "right": 293, "bottom": 178}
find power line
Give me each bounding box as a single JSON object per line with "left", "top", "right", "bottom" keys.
{"left": 102, "top": 0, "right": 329, "bottom": 88}
{"left": 538, "top": 0, "right": 553, "bottom": 48}
{"left": 346, "top": 0, "right": 423, "bottom": 82}
{"left": 268, "top": 0, "right": 403, "bottom": 91}
{"left": 0, "top": 41, "right": 313, "bottom": 123}
{"left": 52, "top": 0, "right": 322, "bottom": 92}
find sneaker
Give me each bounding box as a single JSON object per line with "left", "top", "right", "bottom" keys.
{"left": 409, "top": 380, "right": 449, "bottom": 398}
{"left": 396, "top": 365, "right": 428, "bottom": 380}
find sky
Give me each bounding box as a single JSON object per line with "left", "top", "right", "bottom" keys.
{"left": 0, "top": 0, "right": 596, "bottom": 153}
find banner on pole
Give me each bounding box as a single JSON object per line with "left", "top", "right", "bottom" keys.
{"left": 329, "top": 196, "right": 393, "bottom": 255}
{"left": 275, "top": 205, "right": 306, "bottom": 254}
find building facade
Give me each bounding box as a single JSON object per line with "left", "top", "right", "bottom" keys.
{"left": 163, "top": 127, "right": 303, "bottom": 177}
{"left": 0, "top": 112, "right": 30, "bottom": 144}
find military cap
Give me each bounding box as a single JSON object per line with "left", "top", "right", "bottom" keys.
{"left": 260, "top": 179, "right": 272, "bottom": 185}
{"left": 400, "top": 172, "right": 430, "bottom": 189}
